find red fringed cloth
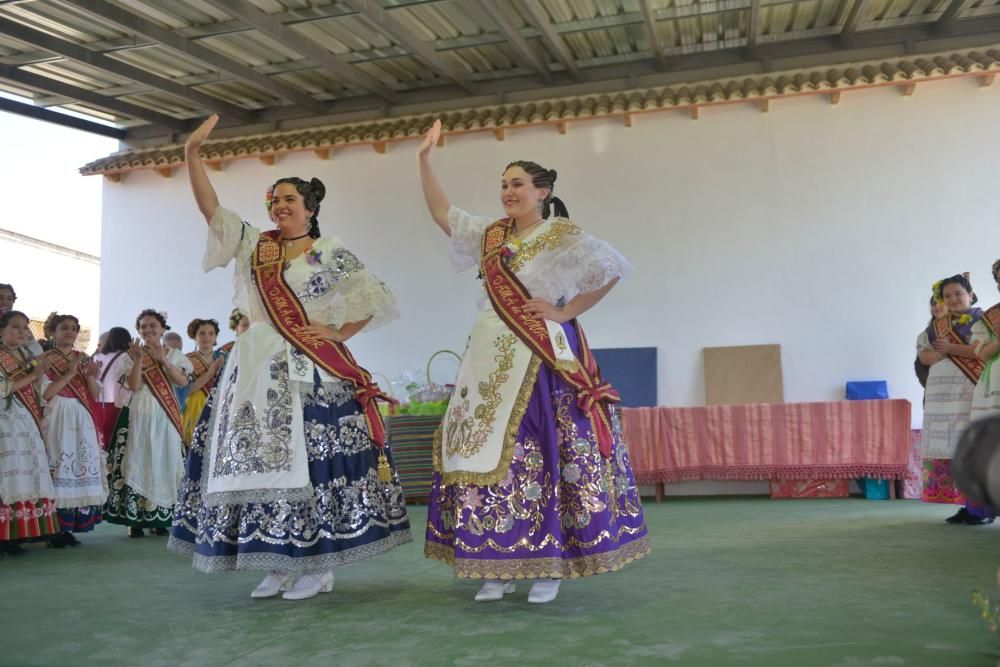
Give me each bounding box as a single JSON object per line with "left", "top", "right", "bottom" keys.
{"left": 621, "top": 399, "right": 912, "bottom": 485}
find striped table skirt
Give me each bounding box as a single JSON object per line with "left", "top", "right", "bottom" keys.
{"left": 387, "top": 414, "right": 443, "bottom": 503}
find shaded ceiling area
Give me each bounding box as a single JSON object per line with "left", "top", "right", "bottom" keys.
{"left": 2, "top": 0, "right": 1000, "bottom": 144}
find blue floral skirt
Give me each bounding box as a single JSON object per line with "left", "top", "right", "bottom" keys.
{"left": 169, "top": 367, "right": 412, "bottom": 573}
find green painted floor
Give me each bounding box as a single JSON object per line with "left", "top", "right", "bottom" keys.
{"left": 2, "top": 498, "right": 998, "bottom": 667}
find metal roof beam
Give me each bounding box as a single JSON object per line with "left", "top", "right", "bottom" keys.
{"left": 0, "top": 20, "right": 255, "bottom": 121}
{"left": 638, "top": 0, "right": 668, "bottom": 70}
{"left": 936, "top": 0, "right": 975, "bottom": 34}
{"left": 746, "top": 0, "right": 762, "bottom": 59}
{"left": 0, "top": 95, "right": 125, "bottom": 139}
{"left": 65, "top": 0, "right": 326, "bottom": 113}
{"left": 201, "top": 0, "right": 399, "bottom": 103}
{"left": 118, "top": 18, "right": 1000, "bottom": 142}
{"left": 0, "top": 62, "right": 187, "bottom": 130}
{"left": 840, "top": 0, "right": 872, "bottom": 47}
{"left": 341, "top": 0, "right": 478, "bottom": 95}
{"left": 476, "top": 0, "right": 551, "bottom": 83}
{"left": 518, "top": 0, "right": 582, "bottom": 81}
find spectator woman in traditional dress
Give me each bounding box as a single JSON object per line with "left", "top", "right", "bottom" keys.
{"left": 105, "top": 309, "right": 191, "bottom": 538}
{"left": 918, "top": 274, "right": 992, "bottom": 525}
{"left": 0, "top": 310, "right": 58, "bottom": 555}
{"left": 417, "top": 119, "right": 649, "bottom": 604}
{"left": 181, "top": 318, "right": 224, "bottom": 446}
{"left": 42, "top": 313, "right": 106, "bottom": 546}
{"left": 169, "top": 115, "right": 411, "bottom": 601}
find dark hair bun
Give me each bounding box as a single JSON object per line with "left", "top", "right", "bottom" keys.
{"left": 548, "top": 169, "right": 557, "bottom": 184}
{"left": 309, "top": 177, "right": 326, "bottom": 204}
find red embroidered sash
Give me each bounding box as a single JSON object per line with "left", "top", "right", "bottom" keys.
{"left": 219, "top": 341, "right": 235, "bottom": 355}
{"left": 0, "top": 347, "right": 44, "bottom": 438}
{"left": 480, "top": 219, "right": 620, "bottom": 458}
{"left": 187, "top": 351, "right": 219, "bottom": 396}
{"left": 933, "top": 316, "right": 985, "bottom": 384}
{"left": 982, "top": 304, "right": 1000, "bottom": 340}
{"left": 44, "top": 349, "right": 100, "bottom": 434}
{"left": 251, "top": 230, "right": 390, "bottom": 447}
{"left": 141, "top": 350, "right": 184, "bottom": 436}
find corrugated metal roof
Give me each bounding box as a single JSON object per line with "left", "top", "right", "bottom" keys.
{"left": 0, "top": 0, "right": 998, "bottom": 141}
{"left": 80, "top": 45, "right": 1000, "bottom": 176}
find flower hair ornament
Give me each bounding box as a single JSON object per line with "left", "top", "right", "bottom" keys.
{"left": 265, "top": 184, "right": 275, "bottom": 214}
{"left": 932, "top": 280, "right": 944, "bottom": 303}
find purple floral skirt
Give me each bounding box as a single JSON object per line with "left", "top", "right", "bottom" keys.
{"left": 424, "top": 323, "right": 650, "bottom": 579}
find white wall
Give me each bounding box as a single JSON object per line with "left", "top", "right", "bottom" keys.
{"left": 1, "top": 109, "right": 115, "bottom": 351}
{"left": 98, "top": 78, "right": 1000, "bottom": 426}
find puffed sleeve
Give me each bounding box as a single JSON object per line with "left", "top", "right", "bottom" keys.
{"left": 203, "top": 206, "right": 260, "bottom": 313}
{"left": 310, "top": 239, "right": 400, "bottom": 331}
{"left": 971, "top": 320, "right": 991, "bottom": 345}
{"left": 203, "top": 206, "right": 261, "bottom": 271}
{"left": 548, "top": 226, "right": 634, "bottom": 297}
{"left": 916, "top": 330, "right": 932, "bottom": 352}
{"left": 168, "top": 348, "right": 194, "bottom": 386}
{"left": 447, "top": 206, "right": 495, "bottom": 272}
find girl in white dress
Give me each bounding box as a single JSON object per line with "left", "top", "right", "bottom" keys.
{"left": 0, "top": 310, "right": 58, "bottom": 555}
{"left": 917, "top": 274, "right": 992, "bottom": 525}
{"left": 42, "top": 313, "right": 106, "bottom": 546}
{"left": 105, "top": 309, "right": 192, "bottom": 538}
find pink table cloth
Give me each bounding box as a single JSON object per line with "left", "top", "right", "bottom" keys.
{"left": 621, "top": 400, "right": 912, "bottom": 485}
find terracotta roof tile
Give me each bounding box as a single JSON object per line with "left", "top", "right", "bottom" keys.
{"left": 80, "top": 47, "right": 1000, "bottom": 177}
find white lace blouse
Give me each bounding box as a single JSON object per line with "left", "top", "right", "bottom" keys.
{"left": 203, "top": 206, "right": 399, "bottom": 331}
{"left": 447, "top": 206, "right": 632, "bottom": 310}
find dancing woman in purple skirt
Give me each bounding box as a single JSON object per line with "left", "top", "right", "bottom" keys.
{"left": 417, "top": 120, "right": 650, "bottom": 604}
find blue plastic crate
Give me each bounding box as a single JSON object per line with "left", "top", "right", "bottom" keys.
{"left": 845, "top": 381, "right": 888, "bottom": 401}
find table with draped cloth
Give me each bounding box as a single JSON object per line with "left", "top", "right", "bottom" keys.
{"left": 386, "top": 414, "right": 442, "bottom": 503}
{"left": 620, "top": 400, "right": 913, "bottom": 500}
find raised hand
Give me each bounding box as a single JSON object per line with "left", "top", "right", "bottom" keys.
{"left": 32, "top": 357, "right": 47, "bottom": 380}
{"left": 68, "top": 353, "right": 81, "bottom": 374}
{"left": 128, "top": 338, "right": 143, "bottom": 360}
{"left": 416, "top": 119, "right": 441, "bottom": 161}
{"left": 186, "top": 114, "right": 219, "bottom": 154}
{"left": 209, "top": 357, "right": 223, "bottom": 378}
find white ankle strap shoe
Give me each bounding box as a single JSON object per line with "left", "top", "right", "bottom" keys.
{"left": 474, "top": 580, "right": 516, "bottom": 602}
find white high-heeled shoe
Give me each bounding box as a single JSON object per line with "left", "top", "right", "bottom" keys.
{"left": 282, "top": 571, "right": 334, "bottom": 601}
{"left": 474, "top": 580, "right": 516, "bottom": 602}
{"left": 527, "top": 578, "right": 561, "bottom": 604}
{"left": 250, "top": 571, "right": 292, "bottom": 599}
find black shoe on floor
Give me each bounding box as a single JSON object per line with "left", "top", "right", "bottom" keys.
{"left": 47, "top": 533, "right": 72, "bottom": 549}
{"left": 3, "top": 543, "right": 26, "bottom": 556}
{"left": 128, "top": 527, "right": 145, "bottom": 539}
{"left": 965, "top": 515, "right": 996, "bottom": 526}
{"left": 65, "top": 532, "right": 81, "bottom": 546}
{"left": 945, "top": 508, "right": 970, "bottom": 524}
{"left": 151, "top": 527, "right": 168, "bottom": 536}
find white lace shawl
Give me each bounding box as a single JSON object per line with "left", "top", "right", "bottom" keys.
{"left": 447, "top": 206, "right": 633, "bottom": 309}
